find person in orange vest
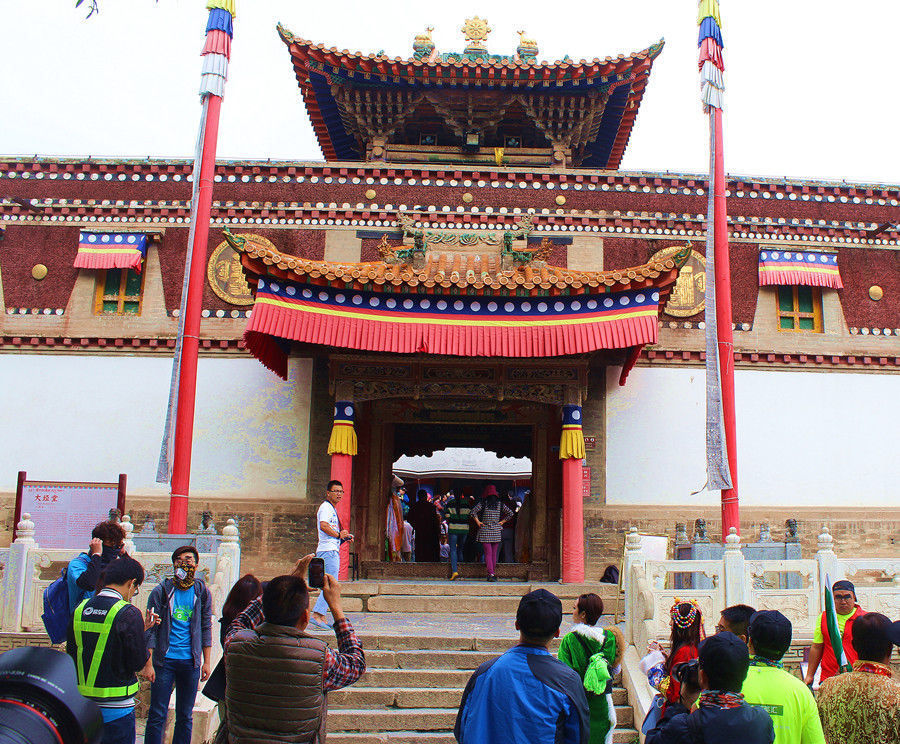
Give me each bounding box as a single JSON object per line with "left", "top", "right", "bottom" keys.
{"left": 803, "top": 580, "right": 866, "bottom": 685}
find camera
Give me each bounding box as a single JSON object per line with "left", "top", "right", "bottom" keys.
{"left": 0, "top": 647, "right": 102, "bottom": 744}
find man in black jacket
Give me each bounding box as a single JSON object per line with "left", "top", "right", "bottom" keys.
{"left": 67, "top": 555, "right": 158, "bottom": 744}
{"left": 646, "top": 632, "right": 774, "bottom": 744}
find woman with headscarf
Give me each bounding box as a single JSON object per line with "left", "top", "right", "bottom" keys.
{"left": 386, "top": 483, "right": 405, "bottom": 562}
{"left": 470, "top": 484, "right": 514, "bottom": 581}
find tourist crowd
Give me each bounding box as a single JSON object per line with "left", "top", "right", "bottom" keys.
{"left": 14, "top": 509, "right": 900, "bottom": 744}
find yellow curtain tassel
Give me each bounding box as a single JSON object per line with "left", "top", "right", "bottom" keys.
{"left": 207, "top": 0, "right": 236, "bottom": 19}
{"left": 327, "top": 423, "right": 358, "bottom": 456}
{"left": 559, "top": 427, "right": 585, "bottom": 460}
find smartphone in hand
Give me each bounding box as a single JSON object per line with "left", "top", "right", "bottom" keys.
{"left": 308, "top": 557, "right": 325, "bottom": 589}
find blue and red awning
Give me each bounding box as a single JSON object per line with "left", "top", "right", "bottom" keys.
{"left": 758, "top": 249, "right": 842, "bottom": 289}
{"left": 73, "top": 231, "right": 148, "bottom": 272}
{"left": 244, "top": 278, "right": 664, "bottom": 378}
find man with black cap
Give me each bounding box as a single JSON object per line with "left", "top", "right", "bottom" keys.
{"left": 645, "top": 632, "right": 774, "bottom": 744}
{"left": 454, "top": 588, "right": 588, "bottom": 744}
{"left": 803, "top": 580, "right": 865, "bottom": 686}
{"left": 816, "top": 612, "right": 900, "bottom": 744}
{"left": 741, "top": 610, "right": 824, "bottom": 744}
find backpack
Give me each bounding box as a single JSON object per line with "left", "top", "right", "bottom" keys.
{"left": 42, "top": 567, "right": 70, "bottom": 643}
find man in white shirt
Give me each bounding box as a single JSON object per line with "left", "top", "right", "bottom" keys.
{"left": 311, "top": 480, "right": 353, "bottom": 627}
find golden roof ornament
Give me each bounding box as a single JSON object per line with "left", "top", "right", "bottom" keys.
{"left": 517, "top": 29, "right": 539, "bottom": 62}
{"left": 462, "top": 16, "right": 491, "bottom": 54}
{"left": 412, "top": 26, "right": 435, "bottom": 60}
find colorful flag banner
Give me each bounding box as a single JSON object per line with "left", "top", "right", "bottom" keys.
{"left": 758, "top": 250, "right": 842, "bottom": 289}
{"left": 698, "top": 0, "right": 725, "bottom": 112}
{"left": 824, "top": 575, "right": 853, "bottom": 674}
{"left": 74, "top": 232, "right": 147, "bottom": 272}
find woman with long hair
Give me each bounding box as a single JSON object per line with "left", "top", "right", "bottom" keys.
{"left": 470, "top": 484, "right": 513, "bottom": 581}
{"left": 558, "top": 593, "right": 624, "bottom": 744}
{"left": 649, "top": 600, "right": 703, "bottom": 707}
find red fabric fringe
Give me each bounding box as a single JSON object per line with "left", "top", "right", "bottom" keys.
{"left": 202, "top": 30, "right": 231, "bottom": 58}
{"left": 73, "top": 251, "right": 143, "bottom": 272}
{"left": 244, "top": 302, "right": 659, "bottom": 379}
{"left": 758, "top": 268, "right": 843, "bottom": 289}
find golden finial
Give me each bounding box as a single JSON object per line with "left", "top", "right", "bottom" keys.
{"left": 462, "top": 16, "right": 491, "bottom": 52}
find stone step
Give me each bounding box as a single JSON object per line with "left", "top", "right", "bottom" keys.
{"left": 330, "top": 684, "right": 629, "bottom": 708}
{"left": 358, "top": 634, "right": 559, "bottom": 652}
{"left": 356, "top": 668, "right": 473, "bottom": 688}
{"left": 329, "top": 708, "right": 456, "bottom": 732}
{"left": 343, "top": 581, "right": 621, "bottom": 599}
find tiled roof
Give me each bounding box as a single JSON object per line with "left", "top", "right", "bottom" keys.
{"left": 278, "top": 25, "right": 663, "bottom": 168}
{"left": 231, "top": 232, "right": 687, "bottom": 294}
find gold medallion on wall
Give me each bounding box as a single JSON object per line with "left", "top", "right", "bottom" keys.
{"left": 207, "top": 234, "right": 269, "bottom": 306}
{"left": 649, "top": 243, "right": 707, "bottom": 317}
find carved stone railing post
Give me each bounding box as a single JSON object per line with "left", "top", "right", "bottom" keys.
{"left": 722, "top": 527, "right": 745, "bottom": 608}
{"left": 816, "top": 526, "right": 840, "bottom": 614}
{"left": 215, "top": 518, "right": 242, "bottom": 599}
{"left": 623, "top": 527, "right": 644, "bottom": 644}
{"left": 121, "top": 514, "right": 136, "bottom": 556}
{"left": 1, "top": 513, "right": 37, "bottom": 631}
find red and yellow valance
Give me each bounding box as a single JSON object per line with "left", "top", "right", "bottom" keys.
{"left": 244, "top": 277, "right": 662, "bottom": 378}
{"left": 74, "top": 232, "right": 148, "bottom": 272}
{"left": 758, "top": 250, "right": 842, "bottom": 289}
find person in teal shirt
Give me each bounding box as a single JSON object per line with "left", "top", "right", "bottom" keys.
{"left": 741, "top": 610, "right": 825, "bottom": 744}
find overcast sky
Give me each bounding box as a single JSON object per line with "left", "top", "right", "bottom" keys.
{"left": 3, "top": 0, "right": 898, "bottom": 185}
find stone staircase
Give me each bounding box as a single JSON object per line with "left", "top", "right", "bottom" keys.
{"left": 319, "top": 580, "right": 637, "bottom": 744}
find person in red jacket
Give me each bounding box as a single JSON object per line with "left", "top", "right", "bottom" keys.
{"left": 804, "top": 580, "right": 866, "bottom": 685}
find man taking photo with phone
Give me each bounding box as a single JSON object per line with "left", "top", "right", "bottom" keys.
{"left": 311, "top": 480, "right": 353, "bottom": 629}
{"left": 222, "top": 554, "right": 366, "bottom": 743}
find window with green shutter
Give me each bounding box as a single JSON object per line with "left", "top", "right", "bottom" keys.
{"left": 94, "top": 267, "right": 145, "bottom": 315}
{"left": 775, "top": 285, "right": 823, "bottom": 332}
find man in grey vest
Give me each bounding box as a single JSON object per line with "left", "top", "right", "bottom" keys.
{"left": 223, "top": 555, "right": 365, "bottom": 743}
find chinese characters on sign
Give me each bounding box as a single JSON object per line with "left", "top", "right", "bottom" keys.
{"left": 21, "top": 482, "right": 121, "bottom": 549}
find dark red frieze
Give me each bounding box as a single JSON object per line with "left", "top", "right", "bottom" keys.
{"left": 1, "top": 225, "right": 80, "bottom": 310}
{"left": 837, "top": 247, "right": 900, "bottom": 330}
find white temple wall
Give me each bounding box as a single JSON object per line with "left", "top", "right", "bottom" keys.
{"left": 605, "top": 365, "right": 899, "bottom": 507}
{"left": 0, "top": 355, "right": 312, "bottom": 500}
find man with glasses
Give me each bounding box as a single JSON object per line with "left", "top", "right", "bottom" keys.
{"left": 311, "top": 479, "right": 353, "bottom": 629}
{"left": 144, "top": 545, "right": 213, "bottom": 744}
{"left": 803, "top": 580, "right": 866, "bottom": 686}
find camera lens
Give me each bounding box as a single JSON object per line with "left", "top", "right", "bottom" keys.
{"left": 0, "top": 647, "right": 102, "bottom": 744}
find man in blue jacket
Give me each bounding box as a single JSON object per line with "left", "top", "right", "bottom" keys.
{"left": 144, "top": 545, "right": 212, "bottom": 744}
{"left": 455, "top": 588, "right": 588, "bottom": 744}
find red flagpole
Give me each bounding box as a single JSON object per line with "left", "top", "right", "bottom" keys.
{"left": 712, "top": 108, "right": 740, "bottom": 536}
{"left": 169, "top": 94, "right": 222, "bottom": 534}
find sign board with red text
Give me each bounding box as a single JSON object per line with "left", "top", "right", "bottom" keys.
{"left": 14, "top": 472, "right": 126, "bottom": 549}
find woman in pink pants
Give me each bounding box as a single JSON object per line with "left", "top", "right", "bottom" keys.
{"left": 470, "top": 485, "right": 514, "bottom": 581}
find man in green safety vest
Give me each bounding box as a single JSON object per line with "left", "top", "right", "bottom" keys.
{"left": 67, "top": 555, "right": 159, "bottom": 744}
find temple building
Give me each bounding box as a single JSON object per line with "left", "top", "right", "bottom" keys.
{"left": 0, "top": 20, "right": 897, "bottom": 578}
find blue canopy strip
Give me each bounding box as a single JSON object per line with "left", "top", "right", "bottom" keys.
{"left": 206, "top": 8, "right": 233, "bottom": 37}
{"left": 698, "top": 17, "right": 723, "bottom": 48}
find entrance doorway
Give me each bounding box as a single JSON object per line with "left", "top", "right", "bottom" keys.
{"left": 352, "top": 401, "right": 562, "bottom": 580}
{"left": 393, "top": 444, "right": 532, "bottom": 566}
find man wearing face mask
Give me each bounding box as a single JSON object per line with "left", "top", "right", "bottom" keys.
{"left": 66, "top": 520, "right": 127, "bottom": 614}
{"left": 144, "top": 545, "right": 213, "bottom": 744}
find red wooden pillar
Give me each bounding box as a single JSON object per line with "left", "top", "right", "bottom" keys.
{"left": 560, "top": 403, "right": 586, "bottom": 583}
{"left": 330, "top": 453, "right": 352, "bottom": 581}
{"left": 327, "top": 400, "right": 357, "bottom": 581}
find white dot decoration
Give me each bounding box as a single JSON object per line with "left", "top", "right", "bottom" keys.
{"left": 386, "top": 298, "right": 397, "bottom": 309}
{"left": 820, "top": 255, "right": 829, "bottom": 263}
{"left": 651, "top": 292, "right": 660, "bottom": 302}
{"left": 334, "top": 406, "right": 339, "bottom": 417}
{"left": 537, "top": 302, "right": 548, "bottom": 312}
{"left": 419, "top": 299, "right": 431, "bottom": 309}
{"left": 452, "top": 300, "right": 463, "bottom": 311}
{"left": 302, "top": 288, "right": 312, "bottom": 299}
{"left": 353, "top": 295, "right": 363, "bottom": 305}
{"left": 760, "top": 252, "right": 768, "bottom": 260}
{"left": 318, "top": 291, "right": 328, "bottom": 301}
{"left": 436, "top": 300, "right": 447, "bottom": 310}
{"left": 521, "top": 302, "right": 531, "bottom": 312}
{"left": 504, "top": 302, "right": 515, "bottom": 312}
{"left": 270, "top": 283, "right": 281, "bottom": 293}
{"left": 470, "top": 301, "right": 481, "bottom": 312}
{"left": 402, "top": 299, "right": 414, "bottom": 309}
{"left": 635, "top": 294, "right": 646, "bottom": 303}
{"left": 369, "top": 297, "right": 379, "bottom": 307}
{"left": 587, "top": 300, "right": 597, "bottom": 310}
{"left": 286, "top": 286, "right": 296, "bottom": 296}
{"left": 603, "top": 298, "right": 614, "bottom": 308}
{"left": 572, "top": 409, "right": 581, "bottom": 421}
{"left": 771, "top": 252, "right": 780, "bottom": 260}
{"left": 335, "top": 294, "right": 345, "bottom": 303}
{"left": 620, "top": 296, "right": 630, "bottom": 306}
{"left": 570, "top": 301, "right": 581, "bottom": 311}
{"left": 344, "top": 405, "right": 353, "bottom": 416}
{"left": 554, "top": 302, "right": 564, "bottom": 312}
{"left": 487, "top": 302, "right": 498, "bottom": 312}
